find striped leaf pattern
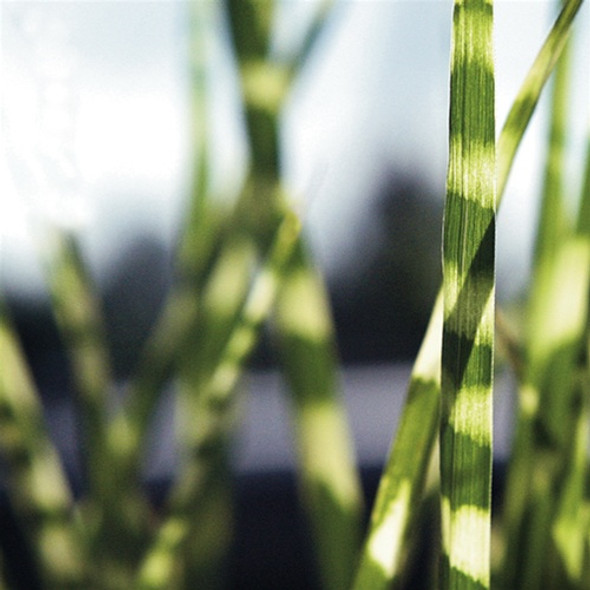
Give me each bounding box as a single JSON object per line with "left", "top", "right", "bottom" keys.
{"left": 440, "top": 0, "right": 496, "bottom": 589}
{"left": 225, "top": 3, "right": 364, "bottom": 589}
{"left": 274, "top": 240, "right": 364, "bottom": 590}
{"left": 353, "top": 2, "right": 582, "bottom": 588}
{"left": 1, "top": 2, "right": 588, "bottom": 588}
{"left": 352, "top": 292, "right": 443, "bottom": 589}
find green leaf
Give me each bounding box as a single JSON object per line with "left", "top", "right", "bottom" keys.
{"left": 274, "top": 241, "right": 363, "bottom": 590}
{"left": 440, "top": 0, "right": 496, "bottom": 588}
{"left": 353, "top": 1, "right": 582, "bottom": 588}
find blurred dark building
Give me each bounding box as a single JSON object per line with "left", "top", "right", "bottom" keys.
{"left": 330, "top": 168, "right": 442, "bottom": 363}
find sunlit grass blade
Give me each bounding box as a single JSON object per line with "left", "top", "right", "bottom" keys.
{"left": 352, "top": 292, "right": 443, "bottom": 589}
{"left": 274, "top": 241, "right": 363, "bottom": 590}
{"left": 0, "top": 303, "right": 84, "bottom": 588}
{"left": 439, "top": 1, "right": 496, "bottom": 588}
{"left": 353, "top": 1, "right": 582, "bottom": 588}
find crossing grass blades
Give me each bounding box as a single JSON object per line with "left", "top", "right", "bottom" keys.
{"left": 0, "top": 0, "right": 588, "bottom": 588}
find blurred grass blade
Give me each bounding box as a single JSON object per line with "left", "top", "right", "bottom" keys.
{"left": 274, "top": 241, "right": 363, "bottom": 590}
{"left": 500, "top": 15, "right": 590, "bottom": 586}
{"left": 552, "top": 374, "right": 590, "bottom": 582}
{"left": 99, "top": 0, "right": 222, "bottom": 511}
{"left": 532, "top": 47, "right": 590, "bottom": 586}
{"left": 170, "top": 229, "right": 257, "bottom": 588}
{"left": 90, "top": 4, "right": 225, "bottom": 581}
{"left": 0, "top": 304, "right": 84, "bottom": 588}
{"left": 45, "top": 232, "right": 112, "bottom": 498}
{"left": 283, "top": 0, "right": 334, "bottom": 79}
{"left": 533, "top": 24, "right": 572, "bottom": 268}
{"left": 353, "top": 0, "right": 582, "bottom": 587}
{"left": 135, "top": 210, "right": 301, "bottom": 589}
{"left": 578, "top": 113, "right": 590, "bottom": 237}
{"left": 225, "top": 4, "right": 364, "bottom": 588}
{"left": 502, "top": 235, "right": 590, "bottom": 589}
{"left": 439, "top": 0, "right": 496, "bottom": 588}
{"left": 39, "top": 230, "right": 142, "bottom": 587}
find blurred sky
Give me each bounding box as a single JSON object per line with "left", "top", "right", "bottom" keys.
{"left": 1, "top": 0, "right": 589, "bottom": 302}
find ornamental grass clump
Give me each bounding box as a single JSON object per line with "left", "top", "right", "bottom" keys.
{"left": 0, "top": 1, "right": 589, "bottom": 589}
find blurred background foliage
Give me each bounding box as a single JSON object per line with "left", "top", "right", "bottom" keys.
{"left": 0, "top": 1, "right": 589, "bottom": 589}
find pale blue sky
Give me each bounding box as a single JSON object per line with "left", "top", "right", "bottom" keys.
{"left": 1, "top": 1, "right": 588, "bottom": 301}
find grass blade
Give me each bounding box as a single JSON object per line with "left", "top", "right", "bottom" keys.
{"left": 353, "top": 1, "right": 581, "bottom": 587}
{"left": 274, "top": 241, "right": 364, "bottom": 590}
{"left": 135, "top": 210, "right": 301, "bottom": 589}
{"left": 577, "top": 109, "right": 590, "bottom": 237}
{"left": 352, "top": 292, "right": 443, "bottom": 589}
{"left": 90, "top": 5, "right": 224, "bottom": 581}
{"left": 224, "top": 4, "right": 364, "bottom": 587}
{"left": 496, "top": 0, "right": 584, "bottom": 200}
{"left": 502, "top": 235, "right": 590, "bottom": 589}
{"left": 0, "top": 304, "right": 84, "bottom": 588}
{"left": 45, "top": 232, "right": 112, "bottom": 501}
{"left": 533, "top": 22, "right": 572, "bottom": 268}
{"left": 552, "top": 374, "right": 590, "bottom": 583}
{"left": 439, "top": 1, "right": 496, "bottom": 588}
{"left": 500, "top": 14, "right": 590, "bottom": 586}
